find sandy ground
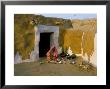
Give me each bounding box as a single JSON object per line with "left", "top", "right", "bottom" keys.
{"left": 14, "top": 57, "right": 97, "bottom": 76}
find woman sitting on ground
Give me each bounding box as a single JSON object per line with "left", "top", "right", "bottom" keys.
{"left": 46, "top": 46, "right": 58, "bottom": 63}
{"left": 66, "top": 47, "right": 77, "bottom": 64}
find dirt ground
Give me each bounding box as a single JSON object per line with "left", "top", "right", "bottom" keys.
{"left": 14, "top": 57, "right": 97, "bottom": 76}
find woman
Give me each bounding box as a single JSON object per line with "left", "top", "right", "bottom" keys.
{"left": 46, "top": 46, "right": 58, "bottom": 63}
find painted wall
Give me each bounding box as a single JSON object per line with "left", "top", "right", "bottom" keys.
{"left": 82, "top": 34, "right": 97, "bottom": 67}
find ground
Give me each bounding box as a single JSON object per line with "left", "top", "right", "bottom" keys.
{"left": 14, "top": 57, "right": 97, "bottom": 76}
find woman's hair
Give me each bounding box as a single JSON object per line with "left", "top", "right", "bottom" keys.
{"left": 52, "top": 47, "right": 55, "bottom": 52}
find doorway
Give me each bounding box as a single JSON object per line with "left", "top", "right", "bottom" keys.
{"left": 39, "top": 33, "right": 52, "bottom": 57}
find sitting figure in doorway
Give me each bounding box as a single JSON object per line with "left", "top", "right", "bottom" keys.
{"left": 46, "top": 46, "right": 58, "bottom": 63}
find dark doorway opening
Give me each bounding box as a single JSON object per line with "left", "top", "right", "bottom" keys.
{"left": 39, "top": 33, "right": 52, "bottom": 57}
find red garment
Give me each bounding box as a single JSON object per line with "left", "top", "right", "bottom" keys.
{"left": 53, "top": 48, "right": 58, "bottom": 61}
{"left": 46, "top": 46, "right": 58, "bottom": 61}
